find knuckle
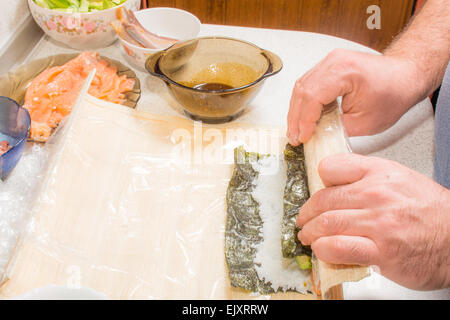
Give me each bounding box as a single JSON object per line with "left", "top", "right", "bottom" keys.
{"left": 330, "top": 213, "right": 348, "bottom": 233}
{"left": 310, "top": 190, "right": 326, "bottom": 214}
{"left": 378, "top": 209, "right": 401, "bottom": 227}
{"left": 327, "top": 49, "right": 363, "bottom": 74}
{"left": 350, "top": 244, "right": 370, "bottom": 264}
{"left": 331, "top": 237, "right": 347, "bottom": 255}
{"left": 298, "top": 86, "right": 314, "bottom": 101}
{"left": 364, "top": 186, "right": 388, "bottom": 202}
{"left": 382, "top": 240, "right": 401, "bottom": 260}
{"left": 334, "top": 238, "right": 370, "bottom": 264}
{"left": 368, "top": 156, "right": 396, "bottom": 171}
{"left": 317, "top": 212, "right": 347, "bottom": 235}
{"left": 317, "top": 214, "right": 331, "bottom": 233}
{"left": 328, "top": 48, "right": 346, "bottom": 60}
{"left": 294, "top": 80, "right": 304, "bottom": 93}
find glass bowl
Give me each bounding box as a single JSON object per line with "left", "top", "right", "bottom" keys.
{"left": 145, "top": 37, "right": 282, "bottom": 123}
{"left": 0, "top": 97, "right": 31, "bottom": 179}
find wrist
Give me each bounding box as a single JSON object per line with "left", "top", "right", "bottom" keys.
{"left": 383, "top": 55, "right": 430, "bottom": 111}
{"left": 437, "top": 188, "right": 450, "bottom": 289}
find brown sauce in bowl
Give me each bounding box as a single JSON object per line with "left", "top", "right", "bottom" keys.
{"left": 178, "top": 62, "right": 260, "bottom": 91}
{"left": 193, "top": 83, "right": 234, "bottom": 91}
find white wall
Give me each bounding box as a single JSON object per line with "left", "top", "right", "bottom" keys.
{"left": 0, "top": 0, "right": 30, "bottom": 50}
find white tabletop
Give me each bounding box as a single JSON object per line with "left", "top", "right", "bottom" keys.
{"left": 4, "top": 23, "right": 447, "bottom": 299}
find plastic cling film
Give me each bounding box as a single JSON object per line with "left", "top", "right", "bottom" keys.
{"left": 335, "top": 97, "right": 353, "bottom": 154}
{"left": 0, "top": 74, "right": 96, "bottom": 280}
{"left": 304, "top": 99, "right": 370, "bottom": 298}
{"left": 0, "top": 94, "right": 317, "bottom": 300}
{"left": 0, "top": 144, "right": 50, "bottom": 276}
{"left": 305, "top": 100, "right": 350, "bottom": 194}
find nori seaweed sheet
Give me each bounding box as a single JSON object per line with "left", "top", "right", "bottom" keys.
{"left": 225, "top": 145, "right": 312, "bottom": 294}
{"left": 281, "top": 144, "right": 312, "bottom": 258}
{"left": 225, "top": 146, "right": 274, "bottom": 294}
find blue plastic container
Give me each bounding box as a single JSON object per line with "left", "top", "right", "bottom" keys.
{"left": 0, "top": 96, "right": 31, "bottom": 179}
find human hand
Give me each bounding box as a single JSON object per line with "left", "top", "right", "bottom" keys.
{"left": 287, "top": 49, "right": 426, "bottom": 145}
{"left": 297, "top": 153, "right": 450, "bottom": 290}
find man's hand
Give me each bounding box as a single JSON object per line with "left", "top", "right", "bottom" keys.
{"left": 287, "top": 49, "right": 425, "bottom": 145}
{"left": 297, "top": 153, "right": 450, "bottom": 290}
{"left": 287, "top": 0, "right": 450, "bottom": 146}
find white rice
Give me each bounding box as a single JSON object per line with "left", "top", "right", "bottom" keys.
{"left": 251, "top": 155, "right": 312, "bottom": 293}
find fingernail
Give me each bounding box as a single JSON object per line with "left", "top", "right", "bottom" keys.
{"left": 298, "top": 231, "right": 307, "bottom": 245}
{"left": 288, "top": 133, "right": 296, "bottom": 146}
{"left": 297, "top": 214, "right": 303, "bottom": 227}
{"left": 297, "top": 230, "right": 303, "bottom": 242}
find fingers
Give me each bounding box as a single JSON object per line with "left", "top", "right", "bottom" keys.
{"left": 288, "top": 72, "right": 323, "bottom": 145}
{"left": 318, "top": 153, "right": 371, "bottom": 187}
{"left": 287, "top": 78, "right": 325, "bottom": 145}
{"left": 297, "top": 183, "right": 364, "bottom": 227}
{"left": 311, "top": 235, "right": 379, "bottom": 266}
{"left": 287, "top": 87, "right": 302, "bottom": 146}
{"left": 297, "top": 153, "right": 373, "bottom": 227}
{"left": 298, "top": 209, "right": 372, "bottom": 245}
{"left": 298, "top": 98, "right": 323, "bottom": 143}
{"left": 287, "top": 49, "right": 355, "bottom": 144}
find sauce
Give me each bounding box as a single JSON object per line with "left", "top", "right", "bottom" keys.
{"left": 179, "top": 62, "right": 260, "bottom": 91}
{"left": 193, "top": 83, "right": 234, "bottom": 91}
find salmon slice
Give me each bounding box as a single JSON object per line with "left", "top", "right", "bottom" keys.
{"left": 23, "top": 52, "right": 135, "bottom": 142}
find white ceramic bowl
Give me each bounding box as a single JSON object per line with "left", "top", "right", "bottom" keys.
{"left": 118, "top": 7, "right": 201, "bottom": 71}
{"left": 28, "top": 0, "right": 140, "bottom": 50}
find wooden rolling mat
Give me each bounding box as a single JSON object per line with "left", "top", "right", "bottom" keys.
{"left": 304, "top": 103, "right": 370, "bottom": 298}
{"left": 0, "top": 94, "right": 319, "bottom": 300}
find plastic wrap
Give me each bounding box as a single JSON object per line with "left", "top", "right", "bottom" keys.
{"left": 1, "top": 91, "right": 317, "bottom": 300}
{"left": 0, "top": 143, "right": 51, "bottom": 274}
{"left": 304, "top": 100, "right": 370, "bottom": 298}
{"left": 0, "top": 53, "right": 140, "bottom": 278}
{"left": 0, "top": 92, "right": 366, "bottom": 299}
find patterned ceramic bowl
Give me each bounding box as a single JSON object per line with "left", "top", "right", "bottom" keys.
{"left": 118, "top": 7, "right": 201, "bottom": 71}
{"left": 28, "top": 0, "right": 140, "bottom": 50}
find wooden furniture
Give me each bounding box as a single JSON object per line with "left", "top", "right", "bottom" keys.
{"left": 147, "top": 0, "right": 415, "bottom": 51}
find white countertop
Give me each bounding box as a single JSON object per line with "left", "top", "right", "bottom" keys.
{"left": 4, "top": 23, "right": 448, "bottom": 299}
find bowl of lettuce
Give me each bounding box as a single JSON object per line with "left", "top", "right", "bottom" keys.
{"left": 29, "top": 0, "right": 141, "bottom": 49}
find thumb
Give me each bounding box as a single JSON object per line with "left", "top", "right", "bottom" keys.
{"left": 312, "top": 235, "right": 378, "bottom": 266}
{"left": 341, "top": 113, "right": 368, "bottom": 137}
{"left": 318, "top": 153, "right": 371, "bottom": 187}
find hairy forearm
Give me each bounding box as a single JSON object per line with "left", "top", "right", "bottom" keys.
{"left": 442, "top": 189, "right": 450, "bottom": 289}
{"left": 383, "top": 0, "right": 450, "bottom": 100}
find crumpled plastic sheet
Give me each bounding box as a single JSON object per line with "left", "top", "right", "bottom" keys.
{"left": 0, "top": 128, "right": 67, "bottom": 275}
{"left": 0, "top": 90, "right": 362, "bottom": 301}
{"left": 1, "top": 94, "right": 305, "bottom": 299}
{"left": 0, "top": 144, "right": 49, "bottom": 274}
{"left": 0, "top": 94, "right": 356, "bottom": 300}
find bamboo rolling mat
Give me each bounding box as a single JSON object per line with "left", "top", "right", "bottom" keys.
{"left": 0, "top": 94, "right": 322, "bottom": 300}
